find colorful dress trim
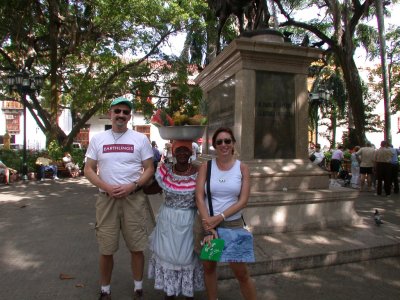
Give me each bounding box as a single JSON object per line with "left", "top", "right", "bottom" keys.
{"left": 156, "top": 163, "right": 196, "bottom": 195}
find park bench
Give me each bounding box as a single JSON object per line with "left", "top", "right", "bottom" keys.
{"left": 42, "top": 161, "right": 80, "bottom": 179}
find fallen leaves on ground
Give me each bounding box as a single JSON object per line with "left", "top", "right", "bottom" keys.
{"left": 59, "top": 273, "right": 75, "bottom": 280}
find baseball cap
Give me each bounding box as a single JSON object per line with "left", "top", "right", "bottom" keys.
{"left": 110, "top": 97, "right": 133, "bottom": 110}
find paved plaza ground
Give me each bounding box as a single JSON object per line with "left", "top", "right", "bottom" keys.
{"left": 0, "top": 177, "right": 399, "bottom": 300}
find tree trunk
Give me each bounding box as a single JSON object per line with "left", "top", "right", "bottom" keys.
{"left": 336, "top": 49, "right": 367, "bottom": 145}
{"left": 331, "top": 110, "right": 337, "bottom": 147}
{"left": 48, "top": 0, "right": 61, "bottom": 144}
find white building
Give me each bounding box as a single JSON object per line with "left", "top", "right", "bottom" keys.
{"left": 0, "top": 99, "right": 167, "bottom": 151}
{"left": 0, "top": 100, "right": 47, "bottom": 149}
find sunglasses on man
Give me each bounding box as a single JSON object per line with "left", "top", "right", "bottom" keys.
{"left": 112, "top": 108, "right": 131, "bottom": 115}
{"left": 216, "top": 138, "right": 232, "bottom": 145}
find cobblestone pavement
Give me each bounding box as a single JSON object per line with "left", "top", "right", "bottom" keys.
{"left": 0, "top": 178, "right": 399, "bottom": 300}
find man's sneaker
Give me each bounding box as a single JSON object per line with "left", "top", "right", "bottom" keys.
{"left": 53, "top": 176, "right": 60, "bottom": 180}
{"left": 40, "top": 178, "right": 45, "bottom": 181}
{"left": 133, "top": 289, "right": 143, "bottom": 300}
{"left": 98, "top": 291, "right": 112, "bottom": 300}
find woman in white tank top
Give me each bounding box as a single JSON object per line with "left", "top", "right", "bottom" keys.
{"left": 196, "top": 127, "right": 257, "bottom": 300}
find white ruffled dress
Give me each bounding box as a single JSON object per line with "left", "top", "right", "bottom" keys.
{"left": 148, "top": 163, "right": 204, "bottom": 297}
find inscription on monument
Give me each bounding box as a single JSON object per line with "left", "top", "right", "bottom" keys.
{"left": 255, "top": 71, "right": 295, "bottom": 158}
{"left": 207, "top": 76, "right": 235, "bottom": 153}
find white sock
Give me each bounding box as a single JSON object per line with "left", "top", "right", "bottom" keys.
{"left": 101, "top": 285, "right": 111, "bottom": 294}
{"left": 134, "top": 280, "right": 143, "bottom": 291}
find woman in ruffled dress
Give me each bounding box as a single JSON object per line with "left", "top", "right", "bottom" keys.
{"left": 148, "top": 140, "right": 204, "bottom": 299}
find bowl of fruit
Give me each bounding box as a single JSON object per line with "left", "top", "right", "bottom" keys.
{"left": 151, "top": 109, "right": 207, "bottom": 140}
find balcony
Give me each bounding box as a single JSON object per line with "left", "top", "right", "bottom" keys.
{"left": 1, "top": 100, "right": 23, "bottom": 110}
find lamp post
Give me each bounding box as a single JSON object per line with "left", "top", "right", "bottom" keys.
{"left": 5, "top": 70, "right": 43, "bottom": 180}
{"left": 309, "top": 88, "right": 331, "bottom": 144}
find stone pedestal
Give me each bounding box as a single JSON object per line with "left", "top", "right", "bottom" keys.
{"left": 196, "top": 34, "right": 360, "bottom": 233}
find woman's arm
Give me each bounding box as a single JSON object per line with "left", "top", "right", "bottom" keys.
{"left": 195, "top": 161, "right": 219, "bottom": 241}
{"left": 195, "top": 161, "right": 209, "bottom": 221}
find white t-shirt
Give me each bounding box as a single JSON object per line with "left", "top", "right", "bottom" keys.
{"left": 312, "top": 151, "right": 325, "bottom": 165}
{"left": 85, "top": 129, "right": 153, "bottom": 189}
{"left": 62, "top": 156, "right": 72, "bottom": 164}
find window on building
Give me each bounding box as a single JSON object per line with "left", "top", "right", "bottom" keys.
{"left": 2, "top": 100, "right": 23, "bottom": 109}
{"left": 75, "top": 125, "right": 90, "bottom": 148}
{"left": 134, "top": 125, "right": 151, "bottom": 140}
{"left": 5, "top": 113, "right": 20, "bottom": 134}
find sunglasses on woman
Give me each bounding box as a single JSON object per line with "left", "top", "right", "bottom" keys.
{"left": 216, "top": 138, "right": 232, "bottom": 145}
{"left": 113, "top": 108, "right": 131, "bottom": 115}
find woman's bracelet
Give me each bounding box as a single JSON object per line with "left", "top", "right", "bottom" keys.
{"left": 220, "top": 213, "right": 226, "bottom": 221}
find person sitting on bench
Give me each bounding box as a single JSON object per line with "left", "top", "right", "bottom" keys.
{"left": 36, "top": 152, "right": 59, "bottom": 181}
{"left": 62, "top": 152, "right": 80, "bottom": 177}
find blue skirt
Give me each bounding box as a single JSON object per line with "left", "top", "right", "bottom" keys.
{"left": 217, "top": 227, "right": 255, "bottom": 263}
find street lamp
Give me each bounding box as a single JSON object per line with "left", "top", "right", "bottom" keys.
{"left": 4, "top": 70, "right": 44, "bottom": 180}
{"left": 309, "top": 88, "right": 331, "bottom": 144}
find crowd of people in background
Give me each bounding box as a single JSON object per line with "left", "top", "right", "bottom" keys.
{"left": 309, "top": 141, "right": 399, "bottom": 196}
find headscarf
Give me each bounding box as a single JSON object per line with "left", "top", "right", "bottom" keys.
{"left": 172, "top": 140, "right": 192, "bottom": 155}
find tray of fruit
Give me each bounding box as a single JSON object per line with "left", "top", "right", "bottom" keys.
{"left": 151, "top": 109, "right": 207, "bottom": 140}
{"left": 157, "top": 125, "right": 206, "bottom": 140}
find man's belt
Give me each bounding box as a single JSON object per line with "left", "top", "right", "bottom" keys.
{"left": 99, "top": 187, "right": 142, "bottom": 197}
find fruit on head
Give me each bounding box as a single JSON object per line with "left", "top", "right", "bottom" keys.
{"left": 151, "top": 109, "right": 174, "bottom": 127}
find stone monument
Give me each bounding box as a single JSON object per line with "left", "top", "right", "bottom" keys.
{"left": 195, "top": 32, "right": 360, "bottom": 234}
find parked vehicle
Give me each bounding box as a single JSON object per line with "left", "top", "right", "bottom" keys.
{"left": 72, "top": 142, "right": 82, "bottom": 149}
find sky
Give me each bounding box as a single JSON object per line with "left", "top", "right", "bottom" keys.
{"left": 162, "top": 3, "right": 400, "bottom": 61}
{"left": 159, "top": 3, "right": 400, "bottom": 147}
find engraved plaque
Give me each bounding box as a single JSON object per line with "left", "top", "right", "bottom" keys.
{"left": 255, "top": 71, "right": 295, "bottom": 158}
{"left": 207, "top": 76, "right": 235, "bottom": 153}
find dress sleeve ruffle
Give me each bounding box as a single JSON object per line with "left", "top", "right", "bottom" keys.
{"left": 155, "top": 163, "right": 197, "bottom": 195}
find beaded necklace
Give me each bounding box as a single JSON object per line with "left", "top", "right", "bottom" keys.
{"left": 173, "top": 164, "right": 192, "bottom": 176}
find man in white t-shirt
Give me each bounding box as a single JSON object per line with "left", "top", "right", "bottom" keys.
{"left": 85, "top": 97, "right": 154, "bottom": 300}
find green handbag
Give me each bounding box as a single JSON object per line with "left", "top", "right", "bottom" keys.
{"left": 200, "top": 238, "right": 225, "bottom": 261}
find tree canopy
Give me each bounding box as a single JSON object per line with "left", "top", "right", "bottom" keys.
{"left": 1, "top": 0, "right": 399, "bottom": 148}
{"left": 0, "top": 0, "right": 204, "bottom": 147}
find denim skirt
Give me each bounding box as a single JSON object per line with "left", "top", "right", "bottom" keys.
{"left": 216, "top": 227, "right": 255, "bottom": 263}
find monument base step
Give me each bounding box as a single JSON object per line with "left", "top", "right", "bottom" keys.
{"left": 146, "top": 193, "right": 400, "bottom": 281}
{"left": 245, "top": 187, "right": 361, "bottom": 234}
{"left": 217, "top": 220, "right": 400, "bottom": 279}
